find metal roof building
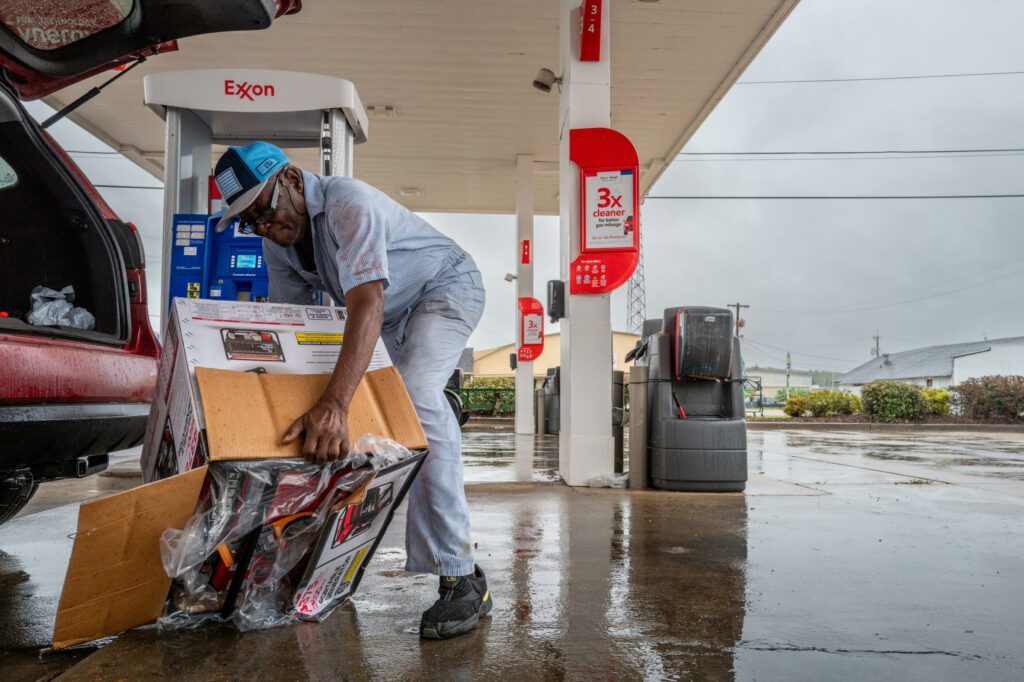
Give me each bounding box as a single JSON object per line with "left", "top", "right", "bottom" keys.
{"left": 838, "top": 336, "right": 1024, "bottom": 390}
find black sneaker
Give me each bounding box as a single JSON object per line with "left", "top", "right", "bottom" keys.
{"left": 419, "top": 564, "right": 493, "bottom": 640}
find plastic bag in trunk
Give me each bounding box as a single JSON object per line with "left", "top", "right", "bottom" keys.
{"left": 27, "top": 285, "right": 95, "bottom": 330}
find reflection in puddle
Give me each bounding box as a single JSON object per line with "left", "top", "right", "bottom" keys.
{"left": 759, "top": 430, "right": 1024, "bottom": 482}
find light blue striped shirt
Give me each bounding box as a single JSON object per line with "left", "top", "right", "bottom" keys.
{"left": 263, "top": 171, "right": 466, "bottom": 328}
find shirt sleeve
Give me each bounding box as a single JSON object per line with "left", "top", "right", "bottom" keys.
{"left": 264, "top": 242, "right": 317, "bottom": 305}
{"left": 324, "top": 187, "right": 390, "bottom": 293}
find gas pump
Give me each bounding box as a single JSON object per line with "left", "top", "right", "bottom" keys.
{"left": 144, "top": 69, "right": 369, "bottom": 321}
{"left": 167, "top": 214, "right": 268, "bottom": 303}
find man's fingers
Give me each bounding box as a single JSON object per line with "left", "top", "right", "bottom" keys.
{"left": 303, "top": 431, "right": 320, "bottom": 463}
{"left": 315, "top": 436, "right": 334, "bottom": 465}
{"left": 340, "top": 436, "right": 350, "bottom": 458}
{"left": 283, "top": 418, "right": 304, "bottom": 444}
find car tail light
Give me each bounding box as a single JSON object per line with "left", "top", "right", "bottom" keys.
{"left": 127, "top": 222, "right": 146, "bottom": 269}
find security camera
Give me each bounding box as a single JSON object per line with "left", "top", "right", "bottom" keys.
{"left": 532, "top": 68, "right": 561, "bottom": 93}
{"left": 504, "top": 273, "right": 517, "bottom": 282}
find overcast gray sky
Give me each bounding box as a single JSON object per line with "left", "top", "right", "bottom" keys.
{"left": 27, "top": 0, "right": 1024, "bottom": 373}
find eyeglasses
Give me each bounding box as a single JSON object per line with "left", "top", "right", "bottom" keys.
{"left": 238, "top": 174, "right": 282, "bottom": 234}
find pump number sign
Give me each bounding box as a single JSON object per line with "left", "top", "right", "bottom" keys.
{"left": 584, "top": 169, "right": 635, "bottom": 250}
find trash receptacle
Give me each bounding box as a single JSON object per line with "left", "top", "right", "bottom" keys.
{"left": 543, "top": 367, "right": 560, "bottom": 435}
{"left": 629, "top": 307, "right": 747, "bottom": 492}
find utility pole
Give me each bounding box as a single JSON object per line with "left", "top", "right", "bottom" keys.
{"left": 786, "top": 351, "right": 791, "bottom": 400}
{"left": 727, "top": 302, "right": 749, "bottom": 338}
{"left": 872, "top": 331, "right": 881, "bottom": 357}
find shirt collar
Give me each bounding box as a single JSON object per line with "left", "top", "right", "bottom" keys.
{"left": 301, "top": 170, "right": 326, "bottom": 220}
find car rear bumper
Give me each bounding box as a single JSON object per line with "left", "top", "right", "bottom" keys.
{"left": 0, "top": 403, "right": 150, "bottom": 480}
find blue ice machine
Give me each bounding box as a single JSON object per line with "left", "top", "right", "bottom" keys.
{"left": 167, "top": 214, "right": 269, "bottom": 307}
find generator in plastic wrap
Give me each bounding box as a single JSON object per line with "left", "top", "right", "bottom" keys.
{"left": 159, "top": 435, "right": 424, "bottom": 632}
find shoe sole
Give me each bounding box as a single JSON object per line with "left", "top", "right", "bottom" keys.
{"left": 420, "top": 594, "right": 493, "bottom": 640}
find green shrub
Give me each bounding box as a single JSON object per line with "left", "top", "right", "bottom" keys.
{"left": 465, "top": 376, "right": 515, "bottom": 389}
{"left": 806, "top": 391, "right": 832, "bottom": 417}
{"left": 775, "top": 388, "right": 810, "bottom": 403}
{"left": 922, "top": 388, "right": 951, "bottom": 416}
{"left": 952, "top": 376, "right": 1024, "bottom": 422}
{"left": 805, "top": 390, "right": 861, "bottom": 417}
{"left": 861, "top": 381, "right": 926, "bottom": 422}
{"left": 783, "top": 395, "right": 809, "bottom": 417}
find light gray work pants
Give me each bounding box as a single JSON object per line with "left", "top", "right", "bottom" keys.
{"left": 381, "top": 250, "right": 484, "bottom": 576}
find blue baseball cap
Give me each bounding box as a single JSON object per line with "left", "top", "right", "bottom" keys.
{"left": 213, "top": 141, "right": 290, "bottom": 232}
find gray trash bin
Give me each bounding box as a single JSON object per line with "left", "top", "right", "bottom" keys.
{"left": 542, "top": 367, "right": 560, "bottom": 435}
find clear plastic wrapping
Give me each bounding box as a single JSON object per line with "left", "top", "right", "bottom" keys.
{"left": 27, "top": 285, "right": 95, "bottom": 330}
{"left": 159, "top": 436, "right": 416, "bottom": 632}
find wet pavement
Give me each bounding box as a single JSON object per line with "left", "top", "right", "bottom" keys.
{"left": 1, "top": 430, "right": 1022, "bottom": 680}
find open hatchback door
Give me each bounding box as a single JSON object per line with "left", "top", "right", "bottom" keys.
{"left": 0, "top": 0, "right": 301, "bottom": 525}
{"left": 0, "top": 0, "right": 302, "bottom": 99}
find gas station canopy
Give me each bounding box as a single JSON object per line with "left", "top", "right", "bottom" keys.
{"left": 43, "top": 0, "right": 798, "bottom": 215}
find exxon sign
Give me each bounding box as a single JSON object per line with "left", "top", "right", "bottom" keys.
{"left": 223, "top": 79, "right": 276, "bottom": 101}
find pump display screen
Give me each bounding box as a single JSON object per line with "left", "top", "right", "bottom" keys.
{"left": 236, "top": 254, "right": 258, "bottom": 269}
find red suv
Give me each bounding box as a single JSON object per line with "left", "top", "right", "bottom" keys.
{"left": 0, "top": 0, "right": 299, "bottom": 523}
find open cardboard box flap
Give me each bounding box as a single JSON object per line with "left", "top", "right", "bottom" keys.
{"left": 53, "top": 366, "right": 426, "bottom": 649}
{"left": 52, "top": 467, "right": 209, "bottom": 649}
{"left": 197, "top": 365, "right": 428, "bottom": 458}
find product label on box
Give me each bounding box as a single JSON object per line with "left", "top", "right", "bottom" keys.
{"left": 295, "top": 333, "right": 345, "bottom": 345}
{"left": 293, "top": 455, "right": 423, "bottom": 619}
{"left": 189, "top": 300, "right": 307, "bottom": 326}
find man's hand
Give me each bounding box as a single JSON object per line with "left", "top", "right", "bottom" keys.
{"left": 283, "top": 399, "right": 349, "bottom": 464}
{"left": 282, "top": 279, "right": 383, "bottom": 466}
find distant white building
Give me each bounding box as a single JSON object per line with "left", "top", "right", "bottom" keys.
{"left": 745, "top": 366, "right": 814, "bottom": 398}
{"left": 838, "top": 336, "right": 1024, "bottom": 393}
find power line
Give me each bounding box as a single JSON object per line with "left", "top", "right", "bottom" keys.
{"left": 764, "top": 267, "right": 1024, "bottom": 316}
{"left": 763, "top": 255, "right": 1024, "bottom": 314}
{"left": 646, "top": 194, "right": 1024, "bottom": 200}
{"left": 744, "top": 338, "right": 859, "bottom": 364}
{"left": 742, "top": 346, "right": 851, "bottom": 372}
{"left": 675, "top": 152, "right": 1024, "bottom": 162}
{"left": 679, "top": 147, "right": 1024, "bottom": 156}
{"left": 737, "top": 70, "right": 1024, "bottom": 85}
{"left": 675, "top": 146, "right": 1024, "bottom": 156}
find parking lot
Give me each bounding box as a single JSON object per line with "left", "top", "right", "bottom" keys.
{"left": 2, "top": 429, "right": 1022, "bottom": 681}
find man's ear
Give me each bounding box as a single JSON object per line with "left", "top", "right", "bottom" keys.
{"left": 284, "top": 165, "right": 304, "bottom": 195}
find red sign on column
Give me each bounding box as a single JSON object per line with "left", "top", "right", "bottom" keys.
{"left": 568, "top": 127, "right": 641, "bottom": 294}
{"left": 580, "top": 0, "right": 602, "bottom": 62}
{"left": 518, "top": 297, "right": 544, "bottom": 361}
{"left": 521, "top": 239, "right": 531, "bottom": 265}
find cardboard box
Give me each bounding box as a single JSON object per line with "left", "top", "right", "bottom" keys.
{"left": 142, "top": 298, "right": 393, "bottom": 482}
{"left": 53, "top": 299, "right": 427, "bottom": 649}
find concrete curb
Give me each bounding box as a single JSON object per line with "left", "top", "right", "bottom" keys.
{"left": 98, "top": 460, "right": 143, "bottom": 489}
{"left": 747, "top": 421, "right": 1024, "bottom": 434}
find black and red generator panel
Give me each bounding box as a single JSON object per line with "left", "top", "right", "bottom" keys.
{"left": 221, "top": 328, "right": 286, "bottom": 362}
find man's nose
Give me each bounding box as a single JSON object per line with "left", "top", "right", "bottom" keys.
{"left": 254, "top": 222, "right": 270, "bottom": 237}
